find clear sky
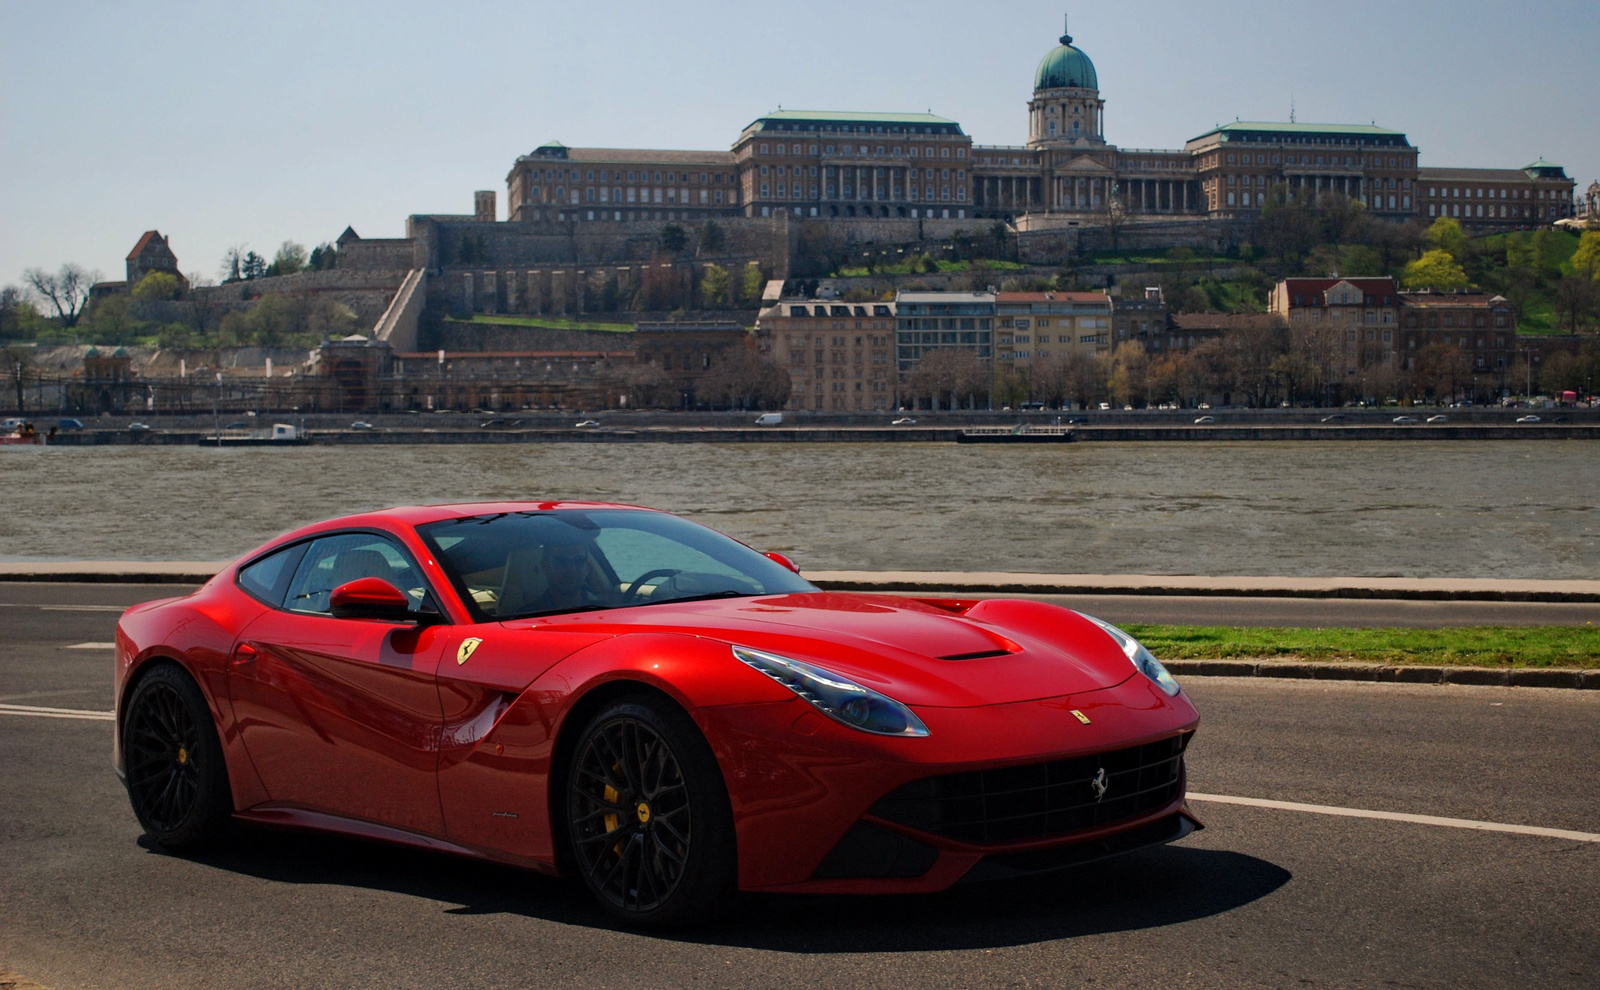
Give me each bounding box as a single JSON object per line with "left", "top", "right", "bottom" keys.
{"left": 3, "top": 0, "right": 1595, "bottom": 288}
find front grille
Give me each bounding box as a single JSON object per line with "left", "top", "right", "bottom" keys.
{"left": 869, "top": 732, "right": 1191, "bottom": 844}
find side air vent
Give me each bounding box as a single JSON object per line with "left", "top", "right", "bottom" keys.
{"left": 938, "top": 649, "right": 1014, "bottom": 661}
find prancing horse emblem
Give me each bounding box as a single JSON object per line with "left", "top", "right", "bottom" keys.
{"left": 456, "top": 637, "right": 483, "bottom": 665}
{"left": 1090, "top": 767, "right": 1109, "bottom": 802}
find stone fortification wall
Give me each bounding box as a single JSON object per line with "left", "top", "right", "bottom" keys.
{"left": 406, "top": 215, "right": 796, "bottom": 274}
{"left": 338, "top": 239, "right": 420, "bottom": 271}
{"left": 130, "top": 269, "right": 414, "bottom": 330}
{"left": 436, "top": 322, "right": 635, "bottom": 354}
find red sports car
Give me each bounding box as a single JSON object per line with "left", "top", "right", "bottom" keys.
{"left": 114, "top": 502, "right": 1201, "bottom": 927}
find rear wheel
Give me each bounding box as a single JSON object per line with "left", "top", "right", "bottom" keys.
{"left": 565, "top": 695, "right": 735, "bottom": 928}
{"left": 123, "top": 664, "right": 232, "bottom": 851}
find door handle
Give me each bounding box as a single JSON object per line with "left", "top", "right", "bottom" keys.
{"left": 231, "top": 643, "right": 258, "bottom": 666}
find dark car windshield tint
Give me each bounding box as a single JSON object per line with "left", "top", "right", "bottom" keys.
{"left": 418, "top": 510, "right": 817, "bottom": 620}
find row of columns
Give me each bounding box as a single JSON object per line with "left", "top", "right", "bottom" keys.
{"left": 825, "top": 165, "right": 954, "bottom": 205}
{"left": 974, "top": 175, "right": 1200, "bottom": 214}
{"left": 977, "top": 176, "right": 1039, "bottom": 211}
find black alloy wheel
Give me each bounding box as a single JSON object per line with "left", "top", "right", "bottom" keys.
{"left": 565, "top": 696, "right": 735, "bottom": 928}
{"left": 123, "top": 663, "right": 232, "bottom": 850}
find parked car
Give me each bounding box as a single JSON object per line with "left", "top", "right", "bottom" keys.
{"left": 575, "top": 420, "right": 601, "bottom": 428}
{"left": 223, "top": 421, "right": 250, "bottom": 430}
{"left": 1066, "top": 416, "right": 1089, "bottom": 425}
{"left": 1, "top": 418, "right": 24, "bottom": 431}
{"left": 1516, "top": 415, "right": 1542, "bottom": 423}
{"left": 1193, "top": 416, "right": 1216, "bottom": 425}
{"left": 128, "top": 422, "right": 152, "bottom": 432}
{"left": 57, "top": 418, "right": 86, "bottom": 431}
{"left": 891, "top": 417, "right": 918, "bottom": 426}
{"left": 1392, "top": 416, "right": 1419, "bottom": 424}
{"left": 1320, "top": 414, "right": 1345, "bottom": 423}
{"left": 350, "top": 421, "right": 375, "bottom": 431}
{"left": 111, "top": 501, "right": 1199, "bottom": 928}
{"left": 753, "top": 413, "right": 784, "bottom": 426}
{"left": 1426, "top": 415, "right": 1449, "bottom": 424}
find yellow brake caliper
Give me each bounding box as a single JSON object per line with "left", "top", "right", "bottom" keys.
{"left": 603, "top": 761, "right": 627, "bottom": 856}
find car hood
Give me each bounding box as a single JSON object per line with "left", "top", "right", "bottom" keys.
{"left": 515, "top": 593, "right": 1137, "bottom": 708}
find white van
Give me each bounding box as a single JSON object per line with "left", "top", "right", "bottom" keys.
{"left": 754, "top": 413, "right": 784, "bottom": 426}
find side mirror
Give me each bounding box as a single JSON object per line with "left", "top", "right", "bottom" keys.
{"left": 330, "top": 577, "right": 416, "bottom": 622}
{"left": 764, "top": 551, "right": 801, "bottom": 575}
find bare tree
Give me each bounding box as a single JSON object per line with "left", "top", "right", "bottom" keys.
{"left": 24, "top": 263, "right": 99, "bottom": 328}
{"left": 700, "top": 349, "right": 791, "bottom": 410}
{"left": 908, "top": 349, "right": 988, "bottom": 410}
{"left": 2, "top": 343, "right": 33, "bottom": 413}
{"left": 184, "top": 273, "right": 222, "bottom": 337}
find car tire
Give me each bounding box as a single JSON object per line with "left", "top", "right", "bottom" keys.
{"left": 122, "top": 663, "right": 233, "bottom": 851}
{"left": 563, "top": 695, "right": 736, "bottom": 929}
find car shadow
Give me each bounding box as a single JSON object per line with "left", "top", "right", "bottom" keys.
{"left": 146, "top": 827, "right": 1289, "bottom": 953}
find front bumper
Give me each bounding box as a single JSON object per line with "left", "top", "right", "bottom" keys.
{"left": 697, "top": 672, "right": 1201, "bottom": 893}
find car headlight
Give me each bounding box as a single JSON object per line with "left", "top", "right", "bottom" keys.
{"left": 731, "top": 645, "right": 930, "bottom": 737}
{"left": 1077, "top": 613, "right": 1182, "bottom": 697}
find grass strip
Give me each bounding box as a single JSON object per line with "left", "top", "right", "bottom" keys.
{"left": 1124, "top": 624, "right": 1600, "bottom": 669}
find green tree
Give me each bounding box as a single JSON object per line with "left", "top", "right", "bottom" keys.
{"left": 738, "top": 262, "right": 766, "bottom": 305}
{"left": 657, "top": 224, "right": 689, "bottom": 257}
{"left": 308, "top": 242, "right": 339, "bottom": 271}
{"left": 698, "top": 264, "right": 732, "bottom": 307}
{"left": 269, "top": 241, "right": 308, "bottom": 277}
{"left": 1424, "top": 217, "right": 1467, "bottom": 261}
{"left": 131, "top": 272, "right": 181, "bottom": 301}
{"left": 1403, "top": 250, "right": 1470, "bottom": 291}
{"left": 1573, "top": 231, "right": 1600, "bottom": 280}
{"left": 85, "top": 295, "right": 145, "bottom": 344}
{"left": 698, "top": 220, "right": 726, "bottom": 256}
{"left": 156, "top": 322, "right": 194, "bottom": 348}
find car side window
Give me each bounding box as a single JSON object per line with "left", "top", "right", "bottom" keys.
{"left": 237, "top": 543, "right": 308, "bottom": 608}
{"left": 284, "top": 533, "right": 430, "bottom": 616}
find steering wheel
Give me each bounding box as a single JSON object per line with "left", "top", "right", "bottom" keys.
{"left": 621, "top": 569, "right": 681, "bottom": 602}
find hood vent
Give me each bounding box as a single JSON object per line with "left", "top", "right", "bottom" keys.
{"left": 938, "top": 649, "right": 1014, "bottom": 662}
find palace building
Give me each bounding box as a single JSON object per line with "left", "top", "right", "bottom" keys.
{"left": 505, "top": 20, "right": 1576, "bottom": 232}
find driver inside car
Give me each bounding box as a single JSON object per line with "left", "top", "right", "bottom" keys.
{"left": 497, "top": 536, "right": 606, "bottom": 617}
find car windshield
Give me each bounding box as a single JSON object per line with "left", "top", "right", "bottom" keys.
{"left": 417, "top": 509, "right": 817, "bottom": 621}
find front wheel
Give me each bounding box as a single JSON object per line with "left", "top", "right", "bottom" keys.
{"left": 565, "top": 695, "right": 736, "bottom": 928}
{"left": 123, "top": 663, "right": 233, "bottom": 851}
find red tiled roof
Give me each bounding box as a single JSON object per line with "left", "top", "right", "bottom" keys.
{"left": 1278, "top": 277, "right": 1398, "bottom": 306}
{"left": 126, "top": 230, "right": 162, "bottom": 261}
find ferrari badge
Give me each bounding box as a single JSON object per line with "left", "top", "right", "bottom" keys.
{"left": 456, "top": 637, "right": 483, "bottom": 665}
{"left": 1071, "top": 710, "right": 1091, "bottom": 724}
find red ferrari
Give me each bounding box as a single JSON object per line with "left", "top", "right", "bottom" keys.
{"left": 114, "top": 502, "right": 1201, "bottom": 927}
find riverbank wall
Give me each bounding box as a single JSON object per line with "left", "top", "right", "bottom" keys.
{"left": 29, "top": 424, "right": 1600, "bottom": 445}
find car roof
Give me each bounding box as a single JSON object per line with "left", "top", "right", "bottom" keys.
{"left": 288, "top": 500, "right": 658, "bottom": 536}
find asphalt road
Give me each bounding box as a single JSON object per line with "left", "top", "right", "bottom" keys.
{"left": 2, "top": 584, "right": 1598, "bottom": 989}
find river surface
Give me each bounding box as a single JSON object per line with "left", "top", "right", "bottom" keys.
{"left": 2, "top": 442, "right": 1596, "bottom": 578}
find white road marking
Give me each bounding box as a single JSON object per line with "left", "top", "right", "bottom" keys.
{"left": 0, "top": 603, "right": 126, "bottom": 611}
{"left": 0, "top": 703, "right": 115, "bottom": 721}
{"left": 1188, "top": 792, "right": 1600, "bottom": 844}
{"left": 62, "top": 642, "right": 116, "bottom": 650}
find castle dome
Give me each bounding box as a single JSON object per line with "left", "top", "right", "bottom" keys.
{"left": 1034, "top": 32, "right": 1098, "bottom": 91}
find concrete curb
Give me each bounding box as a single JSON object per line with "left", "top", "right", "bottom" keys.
{"left": 809, "top": 572, "right": 1600, "bottom": 603}
{"left": 1164, "top": 659, "right": 1600, "bottom": 690}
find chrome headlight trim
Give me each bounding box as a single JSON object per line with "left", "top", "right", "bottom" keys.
{"left": 731, "top": 645, "right": 930, "bottom": 737}
{"left": 1077, "top": 613, "right": 1182, "bottom": 697}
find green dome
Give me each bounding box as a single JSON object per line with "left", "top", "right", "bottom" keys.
{"left": 1034, "top": 34, "right": 1098, "bottom": 91}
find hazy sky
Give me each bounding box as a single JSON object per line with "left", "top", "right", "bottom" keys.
{"left": 3, "top": 0, "right": 1595, "bottom": 288}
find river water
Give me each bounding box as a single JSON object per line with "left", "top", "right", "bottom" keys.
{"left": 2, "top": 442, "right": 1596, "bottom": 578}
